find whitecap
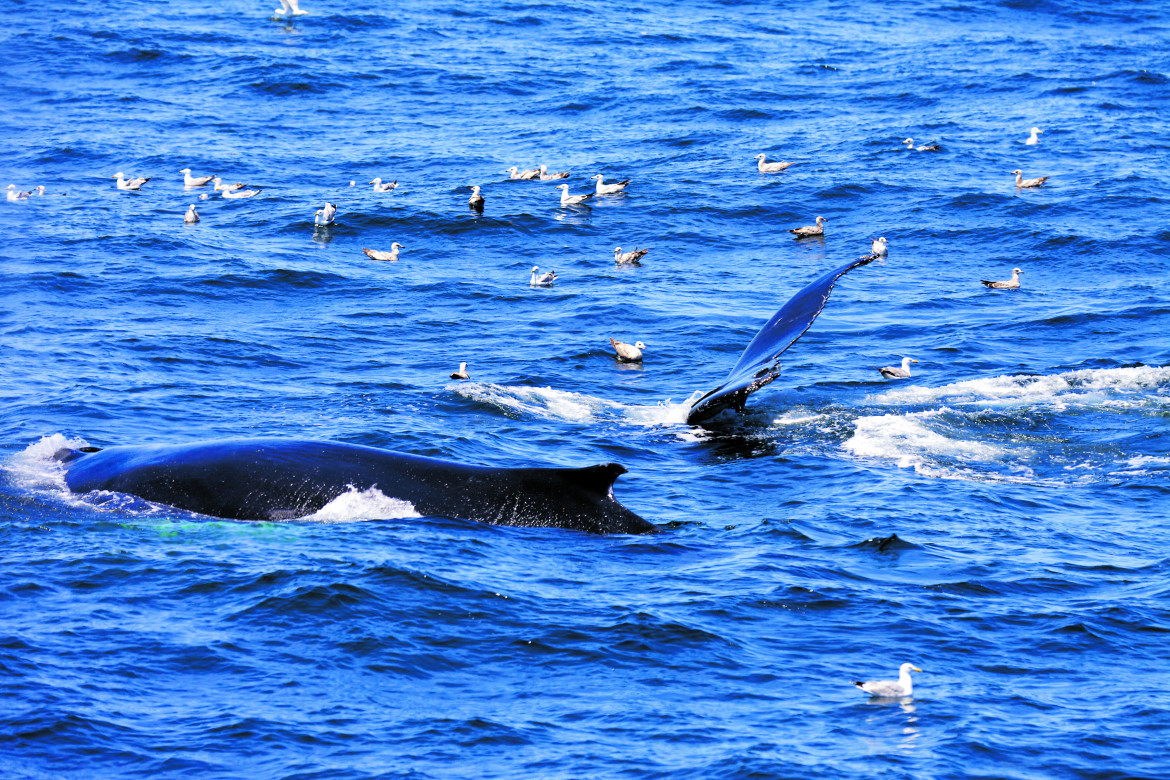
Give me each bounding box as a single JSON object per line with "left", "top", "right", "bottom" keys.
{"left": 451, "top": 382, "right": 701, "bottom": 427}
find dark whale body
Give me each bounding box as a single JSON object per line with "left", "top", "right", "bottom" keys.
{"left": 686, "top": 255, "right": 874, "bottom": 424}
{"left": 54, "top": 438, "right": 656, "bottom": 535}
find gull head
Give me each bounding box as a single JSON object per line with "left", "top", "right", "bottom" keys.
{"left": 1012, "top": 267, "right": 1022, "bottom": 274}
{"left": 902, "top": 138, "right": 913, "bottom": 146}
{"left": 815, "top": 216, "right": 827, "bottom": 225}
{"left": 901, "top": 663, "right": 923, "bottom": 674}
{"left": 112, "top": 172, "right": 124, "bottom": 178}
{"left": 634, "top": 341, "right": 646, "bottom": 349}
{"left": 1011, "top": 169, "right": 1024, "bottom": 175}
{"left": 754, "top": 153, "right": 766, "bottom": 159}
{"left": 591, "top": 174, "right": 603, "bottom": 180}
{"left": 180, "top": 168, "right": 191, "bottom": 173}
{"left": 391, "top": 242, "right": 404, "bottom": 250}
{"left": 1031, "top": 127, "right": 1042, "bottom": 134}
{"left": 531, "top": 266, "right": 540, "bottom": 274}
{"left": 556, "top": 183, "right": 569, "bottom": 190}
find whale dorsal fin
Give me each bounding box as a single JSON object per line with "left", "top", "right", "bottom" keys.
{"left": 569, "top": 463, "right": 628, "bottom": 497}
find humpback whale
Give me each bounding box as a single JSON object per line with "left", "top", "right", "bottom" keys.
{"left": 53, "top": 439, "right": 656, "bottom": 535}
{"left": 685, "top": 255, "right": 874, "bottom": 425}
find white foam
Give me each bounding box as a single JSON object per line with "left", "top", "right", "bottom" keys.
{"left": 845, "top": 408, "right": 1005, "bottom": 472}
{"left": 870, "top": 366, "right": 1170, "bottom": 412}
{"left": 451, "top": 383, "right": 701, "bottom": 427}
{"left": 302, "top": 485, "right": 421, "bottom": 523}
{"left": 7, "top": 433, "right": 89, "bottom": 492}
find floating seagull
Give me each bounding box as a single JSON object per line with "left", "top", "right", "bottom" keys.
{"left": 370, "top": 177, "right": 397, "bottom": 192}
{"left": 275, "top": 0, "right": 307, "bottom": 16}
{"left": 610, "top": 338, "right": 645, "bottom": 363}
{"left": 363, "top": 243, "right": 404, "bottom": 262}
{"left": 349, "top": 181, "right": 356, "bottom": 186}
{"left": 212, "top": 177, "right": 246, "bottom": 192}
{"left": 184, "top": 204, "right": 199, "bottom": 224}
{"left": 878, "top": 357, "right": 918, "bottom": 379}
{"left": 853, "top": 663, "right": 923, "bottom": 698}
{"left": 903, "top": 138, "right": 942, "bottom": 152}
{"left": 981, "top": 267, "right": 1022, "bottom": 289}
{"left": 468, "top": 185, "right": 485, "bottom": 213}
{"left": 224, "top": 187, "right": 261, "bottom": 199}
{"left": 180, "top": 168, "right": 215, "bottom": 187}
{"left": 1012, "top": 169, "right": 1048, "bottom": 188}
{"left": 557, "top": 183, "right": 594, "bottom": 206}
{"left": 450, "top": 361, "right": 471, "bottom": 380}
{"left": 1025, "top": 127, "right": 1042, "bottom": 145}
{"left": 314, "top": 202, "right": 336, "bottom": 225}
{"left": 506, "top": 166, "right": 540, "bottom": 180}
{"left": 789, "top": 215, "right": 827, "bottom": 238}
{"left": 530, "top": 266, "right": 557, "bottom": 286}
{"left": 538, "top": 164, "right": 570, "bottom": 181}
{"left": 754, "top": 153, "right": 794, "bottom": 173}
{"left": 870, "top": 237, "right": 888, "bottom": 257}
{"left": 614, "top": 246, "right": 649, "bottom": 265}
{"left": 591, "top": 174, "right": 630, "bottom": 195}
{"left": 113, "top": 172, "right": 151, "bottom": 191}
{"left": 6, "top": 184, "right": 31, "bottom": 201}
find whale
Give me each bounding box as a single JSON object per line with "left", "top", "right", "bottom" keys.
{"left": 52, "top": 438, "right": 657, "bottom": 535}
{"left": 685, "top": 255, "right": 874, "bottom": 424}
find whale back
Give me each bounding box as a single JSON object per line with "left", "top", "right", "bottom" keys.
{"left": 58, "top": 438, "right": 656, "bottom": 534}
{"left": 685, "top": 255, "right": 873, "bottom": 424}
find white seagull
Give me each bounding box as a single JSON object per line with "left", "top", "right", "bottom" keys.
{"left": 180, "top": 168, "right": 215, "bottom": 187}
{"left": 506, "top": 166, "right": 540, "bottom": 180}
{"left": 6, "top": 184, "right": 31, "bottom": 201}
{"left": 754, "top": 153, "right": 794, "bottom": 173}
{"left": 1012, "top": 169, "right": 1048, "bottom": 188}
{"left": 789, "top": 215, "right": 827, "bottom": 238}
{"left": 370, "top": 177, "right": 397, "bottom": 192}
{"left": 557, "top": 183, "right": 593, "bottom": 206}
{"left": 530, "top": 266, "right": 557, "bottom": 286}
{"left": 878, "top": 357, "right": 918, "bottom": 379}
{"left": 903, "top": 138, "right": 942, "bottom": 152}
{"left": 223, "top": 187, "right": 261, "bottom": 199}
{"left": 113, "top": 172, "right": 151, "bottom": 191}
{"left": 450, "top": 362, "right": 471, "bottom": 380}
{"left": 314, "top": 202, "right": 337, "bottom": 225}
{"left": 981, "top": 267, "right": 1022, "bottom": 289}
{"left": 591, "top": 174, "right": 629, "bottom": 195}
{"left": 610, "top": 338, "right": 645, "bottom": 363}
{"left": 184, "top": 204, "right": 200, "bottom": 224}
{"left": 614, "top": 246, "right": 649, "bottom": 265}
{"left": 1025, "top": 127, "right": 1042, "bottom": 145}
{"left": 468, "top": 185, "right": 485, "bottom": 213}
{"left": 539, "top": 164, "right": 570, "bottom": 180}
{"left": 363, "top": 243, "right": 404, "bottom": 262}
{"left": 870, "top": 237, "right": 888, "bottom": 257}
{"left": 853, "top": 663, "right": 923, "bottom": 698}
{"left": 212, "top": 177, "right": 246, "bottom": 192}
{"left": 275, "top": 0, "right": 308, "bottom": 16}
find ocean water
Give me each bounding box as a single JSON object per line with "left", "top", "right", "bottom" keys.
{"left": 2, "top": 0, "right": 1169, "bottom": 777}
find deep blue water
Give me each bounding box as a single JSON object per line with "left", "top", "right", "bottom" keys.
{"left": 2, "top": 0, "right": 1169, "bottom": 777}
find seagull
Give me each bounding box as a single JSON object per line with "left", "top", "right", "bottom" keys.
{"left": 538, "top": 164, "right": 570, "bottom": 180}
{"left": 275, "top": 0, "right": 308, "bottom": 16}
{"left": 591, "top": 174, "right": 630, "bottom": 195}
{"left": 610, "top": 338, "right": 645, "bottom": 363}
{"left": 212, "top": 177, "right": 246, "bottom": 192}
{"left": 6, "top": 184, "right": 31, "bottom": 201}
{"left": 754, "top": 153, "right": 794, "bottom": 173}
{"left": 853, "top": 663, "right": 923, "bottom": 698}
{"left": 557, "top": 183, "right": 594, "bottom": 206}
{"left": 614, "top": 246, "right": 649, "bottom": 265}
{"left": 870, "top": 237, "right": 888, "bottom": 257}
{"left": 878, "top": 357, "right": 918, "bottom": 379}
{"left": 314, "top": 202, "right": 336, "bottom": 224}
{"left": 113, "top": 172, "right": 151, "bottom": 191}
{"left": 1025, "top": 127, "right": 1042, "bottom": 145}
{"left": 903, "top": 138, "right": 942, "bottom": 152}
{"left": 1012, "top": 169, "right": 1048, "bottom": 188}
{"left": 506, "top": 166, "right": 540, "bottom": 180}
{"left": 363, "top": 243, "right": 404, "bottom": 262}
{"left": 184, "top": 204, "right": 199, "bottom": 224}
{"left": 450, "top": 362, "right": 471, "bottom": 380}
{"left": 530, "top": 266, "right": 557, "bottom": 286}
{"left": 180, "top": 168, "right": 215, "bottom": 187}
{"left": 468, "top": 185, "right": 485, "bottom": 213}
{"left": 31, "top": 185, "right": 46, "bottom": 196}
{"left": 370, "top": 177, "right": 397, "bottom": 192}
{"left": 981, "top": 267, "right": 1022, "bottom": 289}
{"left": 789, "top": 215, "right": 827, "bottom": 238}
{"left": 223, "top": 187, "right": 261, "bottom": 199}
